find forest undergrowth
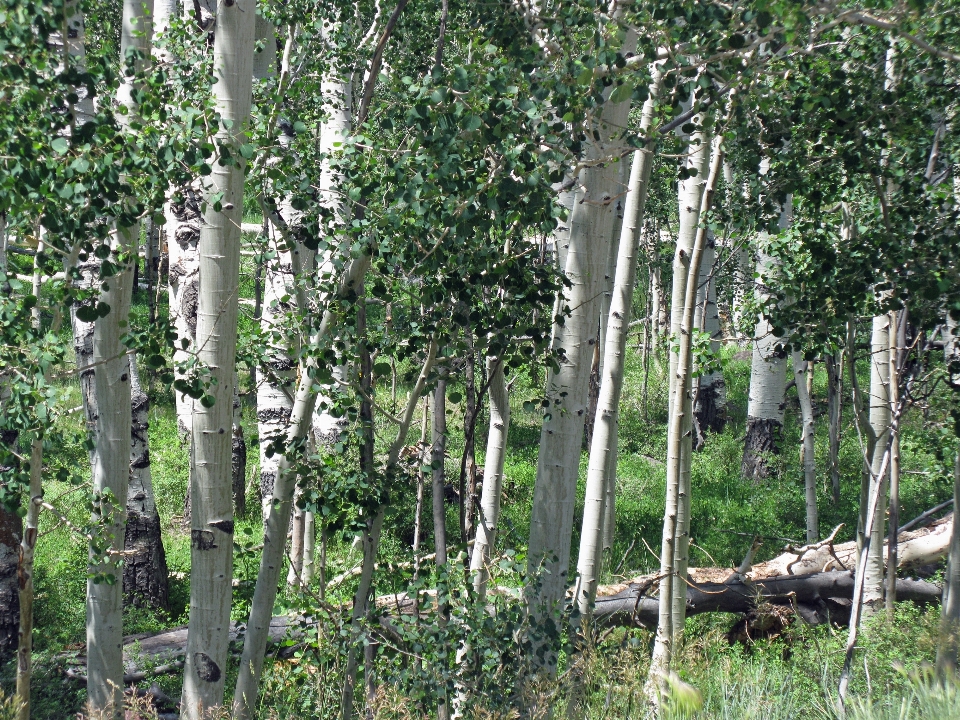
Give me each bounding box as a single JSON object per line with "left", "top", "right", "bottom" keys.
{"left": 1, "top": 284, "right": 956, "bottom": 719}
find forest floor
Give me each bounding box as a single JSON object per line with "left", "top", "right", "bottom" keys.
{"left": 2, "top": 275, "right": 958, "bottom": 719}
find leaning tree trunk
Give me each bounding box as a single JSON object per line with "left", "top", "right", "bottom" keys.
{"left": 862, "top": 311, "right": 892, "bottom": 615}
{"left": 741, "top": 198, "right": 792, "bottom": 482}
{"left": 16, "top": 435, "right": 43, "bottom": 720}
{"left": 86, "top": 0, "right": 151, "bottom": 712}
{"left": 470, "top": 358, "right": 510, "bottom": 599}
{"left": 180, "top": 2, "right": 255, "bottom": 716}
{"left": 692, "top": 231, "right": 726, "bottom": 450}
{"left": 525, "top": 32, "right": 637, "bottom": 671}
{"left": 124, "top": 356, "right": 169, "bottom": 610}
{"left": 573, "top": 72, "right": 661, "bottom": 627}
{"left": 793, "top": 353, "right": 818, "bottom": 543}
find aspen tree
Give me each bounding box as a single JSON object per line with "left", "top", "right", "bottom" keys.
{"left": 180, "top": 0, "right": 256, "bottom": 715}
{"left": 670, "top": 127, "right": 715, "bottom": 636}
{"left": 649, "top": 129, "right": 727, "bottom": 693}
{"left": 862, "top": 311, "right": 892, "bottom": 613}
{"left": 741, "top": 198, "right": 793, "bottom": 482}
{"left": 525, "top": 30, "right": 637, "bottom": 666}
{"left": 85, "top": 0, "right": 153, "bottom": 712}
{"left": 469, "top": 358, "right": 509, "bottom": 598}
{"left": 574, "top": 70, "right": 661, "bottom": 624}
{"left": 0, "top": 434, "right": 19, "bottom": 662}
{"left": 793, "top": 352, "right": 818, "bottom": 542}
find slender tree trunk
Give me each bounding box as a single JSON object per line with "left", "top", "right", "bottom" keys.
{"left": 692, "top": 232, "right": 726, "bottom": 449}
{"left": 793, "top": 353, "right": 818, "bottom": 543}
{"left": 574, "top": 75, "right": 661, "bottom": 628}
{"left": 16, "top": 438, "right": 43, "bottom": 720}
{"left": 124, "top": 356, "right": 170, "bottom": 610}
{"left": 886, "top": 311, "right": 901, "bottom": 613}
{"left": 287, "top": 495, "right": 306, "bottom": 586}
{"left": 648, "top": 134, "right": 726, "bottom": 693}
{"left": 670, "top": 128, "right": 717, "bottom": 640}
{"left": 340, "top": 341, "right": 438, "bottom": 720}
{"left": 461, "top": 333, "right": 478, "bottom": 544}
{"left": 432, "top": 378, "right": 448, "bottom": 567}
{"left": 181, "top": 2, "right": 256, "bottom": 715}
{"left": 826, "top": 350, "right": 843, "bottom": 504}
{"left": 470, "top": 358, "right": 509, "bottom": 599}
{"left": 862, "top": 312, "right": 892, "bottom": 615}
{"left": 525, "top": 33, "right": 637, "bottom": 669}
{"left": 741, "top": 199, "right": 792, "bottom": 482}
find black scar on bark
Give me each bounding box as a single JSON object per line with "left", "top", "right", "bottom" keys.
{"left": 191, "top": 529, "right": 217, "bottom": 550}
{"left": 741, "top": 416, "right": 783, "bottom": 482}
{"left": 209, "top": 519, "right": 234, "bottom": 534}
{"left": 193, "top": 652, "right": 221, "bottom": 682}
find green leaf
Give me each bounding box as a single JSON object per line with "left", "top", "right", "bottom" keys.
{"left": 51, "top": 137, "right": 69, "bottom": 154}
{"left": 609, "top": 81, "right": 634, "bottom": 104}
{"left": 464, "top": 115, "right": 482, "bottom": 132}
{"left": 448, "top": 391, "right": 463, "bottom": 404}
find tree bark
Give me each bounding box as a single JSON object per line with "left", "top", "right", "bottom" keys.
{"left": 651, "top": 127, "right": 723, "bottom": 687}
{"left": 741, "top": 198, "right": 792, "bottom": 482}
{"left": 574, "top": 73, "right": 661, "bottom": 627}
{"left": 124, "top": 356, "right": 169, "bottom": 611}
{"left": 86, "top": 0, "right": 152, "bottom": 711}
{"left": 432, "top": 378, "right": 448, "bottom": 568}
{"left": 180, "top": 1, "right": 255, "bottom": 715}
{"left": 16, "top": 437, "right": 43, "bottom": 720}
{"left": 692, "top": 232, "right": 726, "bottom": 449}
{"left": 470, "top": 358, "right": 509, "bottom": 599}
{"left": 525, "top": 32, "right": 638, "bottom": 669}
{"left": 0, "top": 436, "right": 20, "bottom": 662}
{"left": 793, "top": 353, "right": 818, "bottom": 543}
{"left": 826, "top": 350, "right": 843, "bottom": 504}
{"left": 862, "top": 311, "right": 892, "bottom": 615}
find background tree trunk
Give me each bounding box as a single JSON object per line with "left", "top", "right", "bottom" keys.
{"left": 826, "top": 350, "right": 843, "bottom": 503}
{"left": 431, "top": 378, "right": 448, "bottom": 567}
{"left": 692, "top": 232, "right": 726, "bottom": 449}
{"left": 862, "top": 311, "right": 892, "bottom": 614}
{"left": 741, "top": 199, "right": 792, "bottom": 482}
{"left": 0, "top": 439, "right": 20, "bottom": 662}
{"left": 470, "top": 358, "right": 509, "bottom": 599}
{"left": 180, "top": 1, "right": 255, "bottom": 715}
{"left": 793, "top": 353, "right": 818, "bottom": 543}
{"left": 124, "top": 356, "right": 169, "bottom": 611}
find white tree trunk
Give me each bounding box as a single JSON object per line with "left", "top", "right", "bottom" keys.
{"left": 86, "top": 0, "right": 152, "bottom": 712}
{"left": 670, "top": 128, "right": 715, "bottom": 638}
{"left": 525, "top": 33, "right": 637, "bottom": 665}
{"left": 573, "top": 73, "right": 661, "bottom": 624}
{"left": 741, "top": 198, "right": 792, "bottom": 482}
{"left": 180, "top": 1, "right": 255, "bottom": 716}
{"left": 648, "top": 134, "right": 726, "bottom": 691}
{"left": 470, "top": 358, "right": 510, "bottom": 599}
{"left": 793, "top": 353, "right": 818, "bottom": 543}
{"left": 862, "top": 312, "right": 892, "bottom": 614}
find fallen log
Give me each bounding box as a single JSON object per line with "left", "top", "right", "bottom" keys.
{"left": 592, "top": 570, "right": 942, "bottom": 628}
